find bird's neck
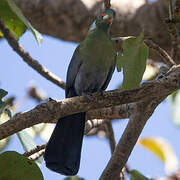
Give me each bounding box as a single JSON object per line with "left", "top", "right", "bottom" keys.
{"left": 97, "top": 24, "right": 110, "bottom": 33}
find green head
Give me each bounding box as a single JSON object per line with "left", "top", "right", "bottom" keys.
{"left": 89, "top": 9, "right": 116, "bottom": 32}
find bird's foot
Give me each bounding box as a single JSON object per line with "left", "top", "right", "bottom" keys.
{"left": 94, "top": 91, "right": 105, "bottom": 97}
{"left": 82, "top": 92, "right": 93, "bottom": 102}
{"left": 82, "top": 91, "right": 104, "bottom": 102}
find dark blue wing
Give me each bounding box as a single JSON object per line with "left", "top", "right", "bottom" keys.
{"left": 65, "top": 45, "right": 82, "bottom": 98}
{"left": 101, "top": 56, "right": 116, "bottom": 91}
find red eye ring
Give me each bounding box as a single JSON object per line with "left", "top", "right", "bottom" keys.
{"left": 101, "top": 13, "right": 106, "bottom": 17}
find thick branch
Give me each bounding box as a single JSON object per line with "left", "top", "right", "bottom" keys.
{"left": 48, "top": 105, "right": 128, "bottom": 124}
{"left": 100, "top": 99, "right": 163, "bottom": 179}
{"left": 14, "top": 0, "right": 167, "bottom": 43}
{"left": 0, "top": 65, "right": 180, "bottom": 140}
{"left": 86, "top": 105, "right": 128, "bottom": 120}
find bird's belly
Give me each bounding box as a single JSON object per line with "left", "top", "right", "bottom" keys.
{"left": 74, "top": 65, "right": 108, "bottom": 96}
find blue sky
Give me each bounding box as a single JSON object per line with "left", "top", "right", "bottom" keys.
{"left": 1, "top": 28, "right": 180, "bottom": 180}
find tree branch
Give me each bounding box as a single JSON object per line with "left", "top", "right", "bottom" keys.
{"left": 0, "top": 18, "right": 66, "bottom": 89}
{"left": 86, "top": 104, "right": 128, "bottom": 120}
{"left": 0, "top": 65, "right": 180, "bottom": 140}
{"left": 23, "top": 144, "right": 46, "bottom": 157}
{"left": 100, "top": 99, "right": 163, "bottom": 179}
{"left": 144, "top": 40, "right": 176, "bottom": 67}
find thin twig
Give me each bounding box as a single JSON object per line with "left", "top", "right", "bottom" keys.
{"left": 0, "top": 18, "right": 66, "bottom": 89}
{"left": 29, "top": 150, "right": 45, "bottom": 161}
{"left": 104, "top": 0, "right": 111, "bottom": 9}
{"left": 144, "top": 40, "right": 176, "bottom": 67}
{"left": 105, "top": 120, "right": 116, "bottom": 154}
{"left": 23, "top": 144, "right": 46, "bottom": 157}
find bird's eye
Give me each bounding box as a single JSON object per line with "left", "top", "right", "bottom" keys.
{"left": 101, "top": 13, "right": 106, "bottom": 17}
{"left": 97, "top": 13, "right": 106, "bottom": 20}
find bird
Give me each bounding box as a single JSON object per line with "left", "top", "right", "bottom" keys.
{"left": 44, "top": 8, "right": 116, "bottom": 176}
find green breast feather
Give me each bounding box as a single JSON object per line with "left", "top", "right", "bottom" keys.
{"left": 79, "top": 28, "right": 116, "bottom": 69}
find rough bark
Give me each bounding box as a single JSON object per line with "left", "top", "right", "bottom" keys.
{"left": 100, "top": 99, "right": 163, "bottom": 179}
{"left": 14, "top": 0, "right": 176, "bottom": 63}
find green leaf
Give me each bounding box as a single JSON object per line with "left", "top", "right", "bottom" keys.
{"left": 138, "top": 137, "right": 179, "bottom": 174}
{"left": 117, "top": 34, "right": 149, "bottom": 90}
{"left": 64, "top": 176, "right": 85, "bottom": 180}
{"left": 0, "top": 0, "right": 26, "bottom": 39}
{"left": 130, "top": 170, "right": 150, "bottom": 180}
{"left": 17, "top": 130, "right": 43, "bottom": 166}
{"left": 0, "top": 151, "right": 43, "bottom": 180}
{"left": 0, "top": 0, "right": 42, "bottom": 44}
{"left": 6, "top": 0, "right": 42, "bottom": 45}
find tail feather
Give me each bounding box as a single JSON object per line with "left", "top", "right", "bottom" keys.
{"left": 44, "top": 112, "right": 86, "bottom": 176}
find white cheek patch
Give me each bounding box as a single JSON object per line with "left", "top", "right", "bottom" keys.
{"left": 89, "top": 21, "right": 96, "bottom": 32}
{"left": 103, "top": 15, "right": 109, "bottom": 20}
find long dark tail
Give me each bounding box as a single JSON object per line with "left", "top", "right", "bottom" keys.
{"left": 44, "top": 112, "right": 86, "bottom": 176}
